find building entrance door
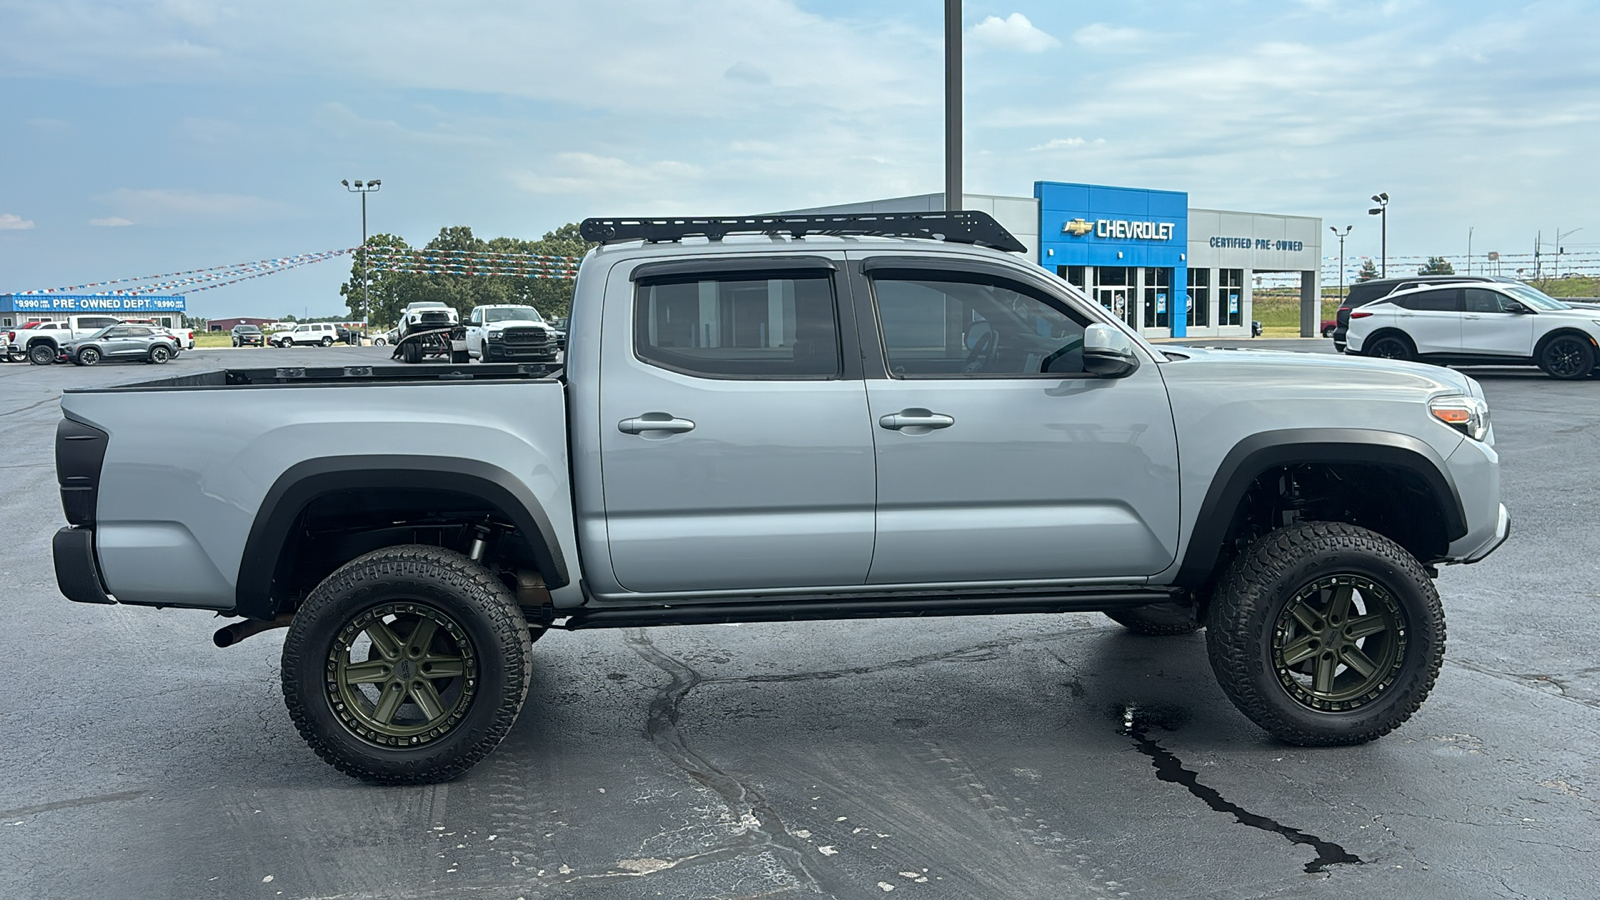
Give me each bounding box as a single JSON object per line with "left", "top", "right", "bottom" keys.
{"left": 1096, "top": 288, "right": 1137, "bottom": 329}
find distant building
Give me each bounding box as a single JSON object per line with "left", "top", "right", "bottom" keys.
{"left": 208, "top": 316, "right": 276, "bottom": 332}
{"left": 0, "top": 293, "right": 186, "bottom": 330}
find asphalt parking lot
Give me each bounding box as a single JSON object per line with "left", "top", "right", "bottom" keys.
{"left": 0, "top": 341, "right": 1595, "bottom": 899}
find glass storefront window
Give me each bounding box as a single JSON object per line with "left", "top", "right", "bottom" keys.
{"left": 1187, "top": 268, "right": 1210, "bottom": 328}
{"left": 1220, "top": 268, "right": 1244, "bottom": 326}
{"left": 1058, "top": 266, "right": 1087, "bottom": 292}
{"left": 1142, "top": 268, "right": 1172, "bottom": 330}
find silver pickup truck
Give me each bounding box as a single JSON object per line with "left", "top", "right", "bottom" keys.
{"left": 52, "top": 212, "right": 1509, "bottom": 784}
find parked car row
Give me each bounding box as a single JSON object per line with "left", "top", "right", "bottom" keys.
{"left": 4, "top": 316, "right": 190, "bottom": 365}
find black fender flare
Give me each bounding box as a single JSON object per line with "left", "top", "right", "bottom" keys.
{"left": 1173, "top": 428, "right": 1468, "bottom": 589}
{"left": 234, "top": 455, "right": 569, "bottom": 618}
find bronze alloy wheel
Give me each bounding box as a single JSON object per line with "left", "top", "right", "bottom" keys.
{"left": 326, "top": 602, "right": 478, "bottom": 747}
{"left": 1271, "top": 575, "right": 1405, "bottom": 713}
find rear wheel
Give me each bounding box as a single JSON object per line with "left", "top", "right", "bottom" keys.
{"left": 1104, "top": 603, "right": 1201, "bottom": 636}
{"left": 148, "top": 345, "right": 171, "bottom": 364}
{"left": 281, "top": 545, "right": 534, "bottom": 784}
{"left": 1537, "top": 334, "right": 1595, "bottom": 380}
{"left": 77, "top": 347, "right": 102, "bottom": 367}
{"left": 1206, "top": 522, "right": 1443, "bottom": 746}
{"left": 1363, "top": 334, "right": 1414, "bottom": 362}
{"left": 450, "top": 348, "right": 470, "bottom": 363}
{"left": 28, "top": 343, "right": 56, "bottom": 365}
{"left": 321, "top": 336, "right": 335, "bottom": 347}
{"left": 401, "top": 340, "right": 424, "bottom": 364}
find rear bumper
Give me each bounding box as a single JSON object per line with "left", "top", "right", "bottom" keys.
{"left": 53, "top": 527, "right": 115, "bottom": 604}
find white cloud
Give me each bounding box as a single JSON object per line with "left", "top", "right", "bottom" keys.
{"left": 1073, "top": 23, "right": 1147, "bottom": 48}
{"left": 89, "top": 217, "right": 134, "bottom": 227}
{"left": 969, "top": 13, "right": 1060, "bottom": 53}
{"left": 1029, "top": 137, "right": 1106, "bottom": 151}
{"left": 93, "top": 188, "right": 298, "bottom": 225}
{"left": 0, "top": 213, "right": 36, "bottom": 230}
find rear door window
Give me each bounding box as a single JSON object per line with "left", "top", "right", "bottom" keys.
{"left": 634, "top": 273, "right": 841, "bottom": 379}
{"left": 1395, "top": 288, "right": 1461, "bottom": 312}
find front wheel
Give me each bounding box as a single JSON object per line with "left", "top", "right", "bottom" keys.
{"left": 28, "top": 344, "right": 57, "bottom": 365}
{"left": 1206, "top": 522, "right": 1444, "bottom": 746}
{"left": 77, "top": 347, "right": 102, "bottom": 367}
{"left": 280, "top": 545, "right": 534, "bottom": 784}
{"left": 1538, "top": 334, "right": 1595, "bottom": 380}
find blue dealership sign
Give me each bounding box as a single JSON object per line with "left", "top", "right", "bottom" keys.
{"left": 0, "top": 294, "right": 186, "bottom": 314}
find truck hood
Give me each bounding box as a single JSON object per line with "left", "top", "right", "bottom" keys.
{"left": 1160, "top": 345, "right": 1478, "bottom": 397}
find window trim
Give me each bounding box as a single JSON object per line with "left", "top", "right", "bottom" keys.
{"left": 863, "top": 263, "right": 1099, "bottom": 381}
{"left": 631, "top": 267, "right": 854, "bottom": 382}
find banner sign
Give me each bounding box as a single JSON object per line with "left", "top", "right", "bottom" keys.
{"left": 1, "top": 294, "right": 186, "bottom": 314}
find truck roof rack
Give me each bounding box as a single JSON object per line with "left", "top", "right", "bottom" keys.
{"left": 579, "top": 211, "right": 1028, "bottom": 254}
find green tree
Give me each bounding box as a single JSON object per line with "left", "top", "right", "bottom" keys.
{"left": 341, "top": 233, "right": 415, "bottom": 326}
{"left": 1356, "top": 259, "right": 1380, "bottom": 282}
{"left": 1417, "top": 256, "right": 1455, "bottom": 275}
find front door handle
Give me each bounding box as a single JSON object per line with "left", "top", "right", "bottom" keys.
{"left": 878, "top": 409, "right": 955, "bottom": 431}
{"left": 619, "top": 413, "right": 696, "bottom": 435}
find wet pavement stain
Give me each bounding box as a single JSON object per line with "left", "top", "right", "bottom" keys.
{"left": 1119, "top": 704, "right": 1363, "bottom": 874}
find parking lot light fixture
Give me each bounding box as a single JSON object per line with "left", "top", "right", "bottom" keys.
{"left": 1367, "top": 193, "right": 1388, "bottom": 277}
{"left": 1330, "top": 225, "right": 1353, "bottom": 302}
{"left": 343, "top": 178, "right": 382, "bottom": 337}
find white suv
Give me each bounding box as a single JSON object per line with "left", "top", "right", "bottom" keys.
{"left": 1348, "top": 281, "right": 1600, "bottom": 379}
{"left": 272, "top": 322, "right": 339, "bottom": 347}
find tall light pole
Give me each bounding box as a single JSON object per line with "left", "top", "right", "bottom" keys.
{"left": 341, "top": 178, "right": 381, "bottom": 337}
{"left": 1367, "top": 192, "right": 1388, "bottom": 277}
{"left": 944, "top": 0, "right": 962, "bottom": 212}
{"left": 1556, "top": 227, "right": 1582, "bottom": 278}
{"left": 1330, "top": 225, "right": 1353, "bottom": 302}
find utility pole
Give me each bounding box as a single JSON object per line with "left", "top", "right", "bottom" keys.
{"left": 342, "top": 178, "right": 382, "bottom": 339}
{"left": 944, "top": 0, "right": 962, "bottom": 212}
{"left": 1467, "top": 227, "right": 1473, "bottom": 275}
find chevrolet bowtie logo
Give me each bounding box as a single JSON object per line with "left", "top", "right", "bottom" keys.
{"left": 1063, "top": 218, "right": 1093, "bottom": 237}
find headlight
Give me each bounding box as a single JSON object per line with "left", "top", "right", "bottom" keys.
{"left": 1429, "top": 395, "right": 1490, "bottom": 442}
{"left": 487, "top": 328, "right": 502, "bottom": 339}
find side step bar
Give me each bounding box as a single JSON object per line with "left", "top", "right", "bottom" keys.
{"left": 558, "top": 588, "right": 1182, "bottom": 631}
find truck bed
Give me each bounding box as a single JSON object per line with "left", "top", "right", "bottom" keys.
{"left": 76, "top": 361, "right": 563, "bottom": 391}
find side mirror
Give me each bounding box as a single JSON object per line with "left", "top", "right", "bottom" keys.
{"left": 1083, "top": 324, "right": 1140, "bottom": 378}
{"left": 1505, "top": 301, "right": 1532, "bottom": 314}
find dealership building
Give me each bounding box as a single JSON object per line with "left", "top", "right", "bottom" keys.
{"left": 1, "top": 294, "right": 187, "bottom": 330}
{"left": 790, "top": 181, "right": 1323, "bottom": 339}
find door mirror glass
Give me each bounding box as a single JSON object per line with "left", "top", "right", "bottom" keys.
{"left": 1505, "top": 300, "right": 1531, "bottom": 314}
{"left": 1082, "top": 324, "right": 1140, "bottom": 378}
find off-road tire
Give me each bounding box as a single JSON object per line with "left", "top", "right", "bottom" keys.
{"left": 1537, "top": 334, "right": 1594, "bottom": 380}
{"left": 281, "top": 545, "right": 534, "bottom": 784}
{"left": 1104, "top": 603, "right": 1202, "bottom": 635}
{"left": 28, "top": 343, "right": 57, "bottom": 365}
{"left": 1206, "top": 521, "right": 1444, "bottom": 746}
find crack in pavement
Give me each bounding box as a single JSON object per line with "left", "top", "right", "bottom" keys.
{"left": 625, "top": 628, "right": 839, "bottom": 896}
{"left": 0, "top": 396, "right": 60, "bottom": 419}
{"left": 1121, "top": 706, "right": 1362, "bottom": 875}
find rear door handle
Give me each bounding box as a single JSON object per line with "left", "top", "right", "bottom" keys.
{"left": 878, "top": 409, "right": 955, "bottom": 431}
{"left": 618, "top": 413, "right": 696, "bottom": 435}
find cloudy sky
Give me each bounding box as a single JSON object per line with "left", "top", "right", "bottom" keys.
{"left": 2, "top": 0, "right": 1597, "bottom": 317}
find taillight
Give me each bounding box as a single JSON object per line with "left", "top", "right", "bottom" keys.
{"left": 1350, "top": 311, "right": 1374, "bottom": 319}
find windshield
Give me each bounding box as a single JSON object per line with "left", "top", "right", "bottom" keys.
{"left": 484, "top": 306, "right": 543, "bottom": 323}
{"left": 1502, "top": 284, "right": 1570, "bottom": 311}
{"left": 236, "top": 325, "right": 261, "bottom": 333}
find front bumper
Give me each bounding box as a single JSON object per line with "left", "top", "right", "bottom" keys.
{"left": 1459, "top": 503, "right": 1511, "bottom": 564}
{"left": 53, "top": 527, "right": 115, "bottom": 605}
{"left": 485, "top": 339, "right": 559, "bottom": 361}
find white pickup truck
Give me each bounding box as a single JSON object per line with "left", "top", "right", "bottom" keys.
{"left": 51, "top": 212, "right": 1508, "bottom": 785}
